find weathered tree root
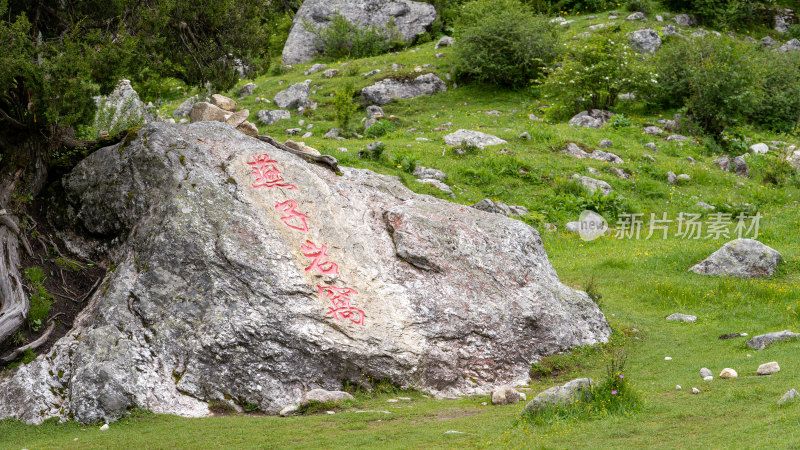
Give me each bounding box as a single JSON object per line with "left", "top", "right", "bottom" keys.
{"left": 256, "top": 135, "right": 341, "bottom": 174}
{"left": 0, "top": 319, "right": 56, "bottom": 363}
{"left": 0, "top": 221, "right": 29, "bottom": 345}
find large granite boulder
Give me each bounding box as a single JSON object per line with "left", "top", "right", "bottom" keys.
{"left": 282, "top": 0, "right": 437, "bottom": 64}
{"left": 0, "top": 122, "right": 610, "bottom": 424}
{"left": 689, "top": 239, "right": 782, "bottom": 278}
{"left": 361, "top": 73, "right": 447, "bottom": 105}
{"left": 627, "top": 29, "right": 662, "bottom": 54}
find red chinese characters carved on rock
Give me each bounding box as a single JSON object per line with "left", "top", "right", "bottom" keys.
{"left": 248, "top": 154, "right": 297, "bottom": 190}
{"left": 300, "top": 240, "right": 339, "bottom": 275}
{"left": 274, "top": 200, "right": 309, "bottom": 232}
{"left": 318, "top": 285, "right": 365, "bottom": 326}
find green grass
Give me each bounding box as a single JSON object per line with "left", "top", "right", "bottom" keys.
{"left": 4, "top": 9, "right": 800, "bottom": 448}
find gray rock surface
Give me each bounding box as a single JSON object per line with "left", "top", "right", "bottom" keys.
{"left": 569, "top": 110, "right": 613, "bottom": 128}
{"left": 361, "top": 73, "right": 447, "bottom": 105}
{"left": 282, "top": 0, "right": 437, "bottom": 64}
{"left": 700, "top": 368, "right": 712, "bottom": 378}
{"left": 628, "top": 29, "right": 662, "bottom": 53}
{"left": 173, "top": 96, "right": 199, "bottom": 118}
{"left": 490, "top": 385, "right": 523, "bottom": 405}
{"left": 238, "top": 83, "right": 258, "bottom": 97}
{"left": 778, "top": 389, "right": 798, "bottom": 405}
{"left": 412, "top": 166, "right": 446, "bottom": 181}
{"left": 690, "top": 239, "right": 782, "bottom": 278}
{"left": 274, "top": 81, "right": 312, "bottom": 109}
{"left": 190, "top": 102, "right": 231, "bottom": 123}
{"left": 666, "top": 313, "right": 696, "bottom": 323}
{"left": 778, "top": 39, "right": 800, "bottom": 53}
{"left": 757, "top": 361, "right": 781, "bottom": 375}
{"left": 443, "top": 129, "right": 507, "bottom": 149}
{"left": 748, "top": 332, "right": 799, "bottom": 351}
{"left": 674, "top": 14, "right": 697, "bottom": 27}
{"left": 257, "top": 110, "right": 292, "bottom": 126}
{"left": 304, "top": 64, "right": 327, "bottom": 76}
{"left": 300, "top": 389, "right": 354, "bottom": 405}
{"left": 435, "top": 36, "right": 454, "bottom": 49}
{"left": 0, "top": 122, "right": 609, "bottom": 424}
{"left": 564, "top": 143, "right": 624, "bottom": 164}
{"left": 93, "top": 79, "right": 151, "bottom": 133}
{"left": 471, "top": 199, "right": 528, "bottom": 217}
{"left": 573, "top": 175, "right": 613, "bottom": 196}
{"left": 522, "top": 378, "right": 593, "bottom": 414}
{"left": 762, "top": 36, "right": 779, "bottom": 49}
{"left": 732, "top": 156, "right": 749, "bottom": 177}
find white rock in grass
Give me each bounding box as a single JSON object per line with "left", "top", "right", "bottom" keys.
{"left": 704, "top": 376, "right": 713, "bottom": 381}
{"left": 100, "top": 424, "right": 109, "bottom": 431}
{"left": 676, "top": 385, "right": 682, "bottom": 390}
{"left": 778, "top": 389, "right": 799, "bottom": 405}
{"left": 757, "top": 361, "right": 780, "bottom": 375}
{"left": 720, "top": 368, "right": 738, "bottom": 378}
{"left": 700, "top": 368, "right": 712, "bottom": 378}
{"left": 692, "top": 388, "right": 700, "bottom": 394}
{"left": 666, "top": 313, "right": 696, "bottom": 323}
{"left": 665, "top": 357, "right": 672, "bottom": 361}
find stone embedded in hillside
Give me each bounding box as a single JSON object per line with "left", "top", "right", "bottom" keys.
{"left": 366, "top": 105, "right": 386, "bottom": 120}
{"left": 190, "top": 102, "right": 231, "bottom": 123}
{"left": 626, "top": 12, "right": 645, "bottom": 20}
{"left": 719, "top": 368, "right": 737, "bottom": 378}
{"left": 663, "top": 25, "right": 680, "bottom": 37}
{"left": 666, "top": 134, "right": 690, "bottom": 142}
{"left": 361, "top": 73, "right": 447, "bottom": 105}
{"left": 778, "top": 39, "right": 800, "bottom": 53}
{"left": 628, "top": 29, "right": 662, "bottom": 54}
{"left": 471, "top": 199, "right": 528, "bottom": 217}
{"left": 443, "top": 129, "right": 507, "bottom": 149}
{"left": 700, "top": 368, "right": 712, "bottom": 378}
{"left": 787, "top": 148, "right": 800, "bottom": 170}
{"left": 714, "top": 156, "right": 731, "bottom": 171}
{"left": 750, "top": 143, "right": 769, "bottom": 154}
{"left": 778, "top": 389, "right": 798, "bottom": 405}
{"left": 257, "top": 109, "right": 291, "bottom": 126}
{"left": 775, "top": 9, "right": 794, "bottom": 34}
{"left": 696, "top": 201, "right": 715, "bottom": 211}
{"left": 238, "top": 83, "right": 258, "bottom": 97}
{"left": 300, "top": 389, "right": 354, "bottom": 405}
{"left": 666, "top": 313, "right": 696, "bottom": 323}
{"left": 732, "top": 156, "right": 749, "bottom": 177}
{"left": 677, "top": 174, "right": 691, "bottom": 182}
{"left": 643, "top": 126, "right": 664, "bottom": 135}
{"left": 598, "top": 139, "right": 613, "bottom": 148}
{"left": 93, "top": 79, "right": 151, "bottom": 133}
{"left": 674, "top": 14, "right": 697, "bottom": 27}
{"left": 304, "top": 64, "right": 327, "bottom": 76}
{"left": 416, "top": 178, "right": 454, "bottom": 196}
{"left": 435, "top": 36, "right": 454, "bottom": 49}
{"left": 274, "top": 81, "right": 311, "bottom": 109}
{"left": 690, "top": 239, "right": 782, "bottom": 278}
{"left": 281, "top": 0, "right": 437, "bottom": 64}
{"left": 757, "top": 361, "right": 781, "bottom": 375}
{"left": 210, "top": 94, "right": 237, "bottom": 112}
{"left": 564, "top": 143, "right": 624, "bottom": 164}
{"left": 569, "top": 110, "right": 614, "bottom": 128}
{"left": 748, "top": 332, "right": 799, "bottom": 351}
{"left": 762, "top": 36, "right": 779, "bottom": 49}
{"left": 412, "top": 166, "right": 446, "bottom": 181}
{"left": 522, "top": 378, "right": 593, "bottom": 414}
{"left": 173, "top": 96, "right": 199, "bottom": 118}
{"left": 0, "top": 122, "right": 610, "bottom": 425}
{"left": 610, "top": 167, "right": 629, "bottom": 179}
{"left": 573, "top": 175, "right": 613, "bottom": 196}
{"left": 490, "top": 386, "right": 523, "bottom": 405}
{"left": 323, "top": 69, "right": 340, "bottom": 78}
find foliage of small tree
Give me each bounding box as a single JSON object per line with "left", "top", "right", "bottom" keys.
{"left": 453, "top": 0, "right": 561, "bottom": 88}
{"left": 540, "top": 30, "right": 656, "bottom": 117}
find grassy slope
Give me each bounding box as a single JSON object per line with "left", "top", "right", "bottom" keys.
{"left": 3, "top": 8, "right": 800, "bottom": 449}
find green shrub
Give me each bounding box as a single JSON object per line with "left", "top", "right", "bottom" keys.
{"left": 332, "top": 82, "right": 358, "bottom": 132}
{"left": 528, "top": 0, "right": 615, "bottom": 13}
{"left": 660, "top": 0, "right": 776, "bottom": 29}
{"left": 608, "top": 114, "right": 633, "bottom": 129}
{"left": 306, "top": 13, "right": 402, "bottom": 60}
{"left": 626, "top": 0, "right": 654, "bottom": 12}
{"left": 746, "top": 52, "right": 800, "bottom": 133}
{"left": 364, "top": 119, "right": 397, "bottom": 138}
{"left": 541, "top": 30, "right": 656, "bottom": 117}
{"left": 453, "top": 0, "right": 560, "bottom": 88}
{"left": 24, "top": 267, "right": 52, "bottom": 330}
{"left": 653, "top": 37, "right": 760, "bottom": 137}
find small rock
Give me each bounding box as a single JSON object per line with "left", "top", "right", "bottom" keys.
{"left": 627, "top": 12, "right": 646, "bottom": 20}
{"left": 778, "top": 389, "right": 799, "bottom": 405}
{"left": 598, "top": 139, "right": 613, "bottom": 148}
{"left": 677, "top": 174, "right": 691, "bottom": 182}
{"left": 210, "top": 94, "right": 237, "bottom": 112}
{"left": 674, "top": 14, "right": 697, "bottom": 27}
{"left": 667, "top": 172, "right": 677, "bottom": 185}
{"left": 696, "top": 201, "right": 715, "bottom": 211}
{"left": 490, "top": 385, "right": 523, "bottom": 405}
{"left": 435, "top": 36, "right": 454, "bottom": 49}
{"left": 665, "top": 357, "right": 672, "bottom": 361}
{"left": 757, "top": 361, "right": 780, "bottom": 375}
{"left": 444, "top": 129, "right": 507, "bottom": 149}
{"left": 323, "top": 69, "right": 340, "bottom": 78}
{"left": 666, "top": 313, "right": 696, "bottom": 323}
{"left": 304, "top": 63, "right": 327, "bottom": 75}
{"left": 692, "top": 387, "right": 700, "bottom": 394}
{"left": 732, "top": 156, "right": 748, "bottom": 177}
{"left": 720, "top": 368, "right": 738, "bottom": 378}
{"left": 676, "top": 385, "right": 682, "bottom": 390}
{"left": 750, "top": 143, "right": 769, "bottom": 154}
{"left": 700, "top": 368, "right": 712, "bottom": 378}
{"left": 520, "top": 132, "right": 531, "bottom": 140}
{"left": 645, "top": 143, "right": 657, "bottom": 151}
{"left": 413, "top": 166, "right": 447, "bottom": 181}
{"left": 100, "top": 424, "right": 109, "bottom": 431}
{"left": 704, "top": 376, "right": 713, "bottom": 381}
{"left": 238, "top": 83, "right": 257, "bottom": 97}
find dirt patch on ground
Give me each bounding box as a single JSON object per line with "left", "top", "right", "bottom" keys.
{"left": 435, "top": 408, "right": 486, "bottom": 421}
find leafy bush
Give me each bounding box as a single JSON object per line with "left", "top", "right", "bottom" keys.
{"left": 390, "top": 152, "right": 420, "bottom": 173}
{"left": 528, "top": 0, "right": 615, "bottom": 13}
{"left": 364, "top": 120, "right": 397, "bottom": 138}
{"left": 608, "top": 114, "right": 633, "bottom": 129}
{"left": 24, "top": 267, "right": 52, "bottom": 330}
{"left": 306, "top": 13, "right": 402, "bottom": 60}
{"left": 332, "top": 82, "right": 358, "bottom": 131}
{"left": 453, "top": 0, "right": 560, "bottom": 88}
{"left": 660, "top": 0, "right": 776, "bottom": 29}
{"left": 541, "top": 31, "right": 656, "bottom": 117}
{"left": 655, "top": 37, "right": 800, "bottom": 136}
{"left": 626, "top": 0, "right": 654, "bottom": 13}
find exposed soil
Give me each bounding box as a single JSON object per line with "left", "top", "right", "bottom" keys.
{"left": 0, "top": 198, "right": 105, "bottom": 364}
